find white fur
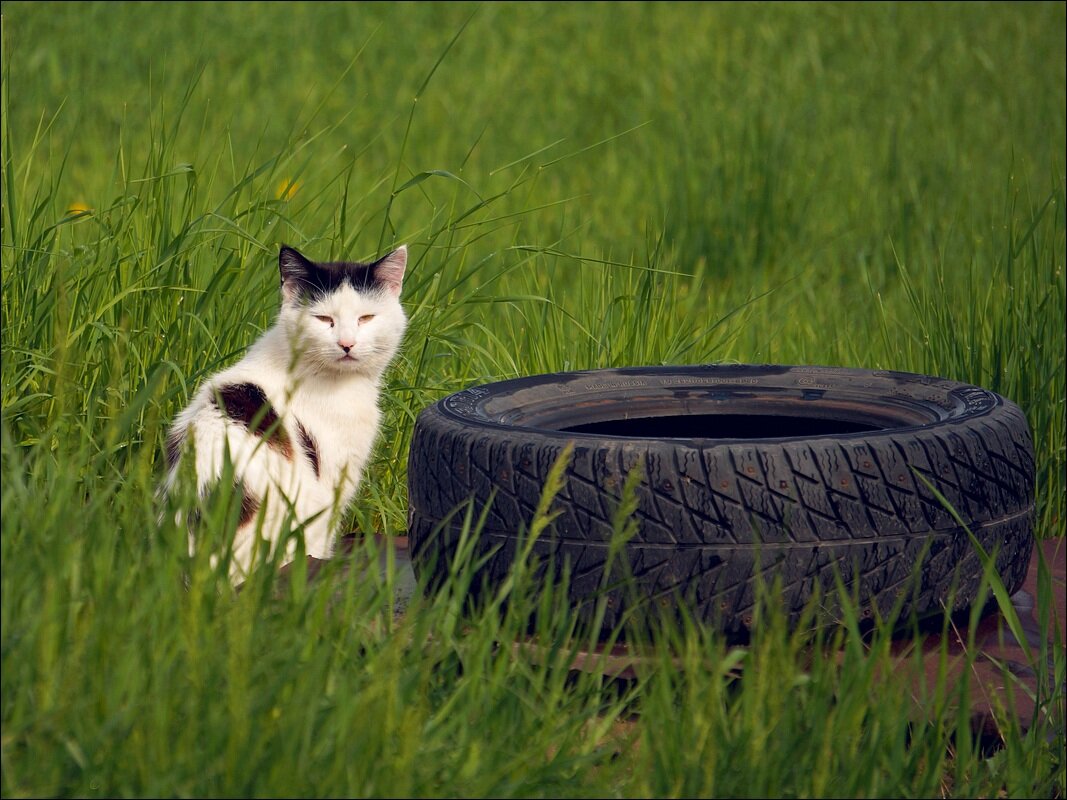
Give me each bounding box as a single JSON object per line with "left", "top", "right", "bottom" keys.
{"left": 164, "top": 246, "right": 408, "bottom": 582}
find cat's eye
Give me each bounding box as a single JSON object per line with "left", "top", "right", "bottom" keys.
{"left": 358, "top": 315, "right": 375, "bottom": 324}
{"left": 314, "top": 315, "right": 334, "bottom": 327}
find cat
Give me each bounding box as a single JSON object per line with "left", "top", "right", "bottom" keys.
{"left": 163, "top": 243, "right": 409, "bottom": 581}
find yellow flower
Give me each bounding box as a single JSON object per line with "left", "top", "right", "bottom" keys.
{"left": 67, "top": 202, "right": 92, "bottom": 216}
{"left": 276, "top": 179, "right": 300, "bottom": 201}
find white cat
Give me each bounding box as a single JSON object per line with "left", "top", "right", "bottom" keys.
{"left": 163, "top": 244, "right": 408, "bottom": 581}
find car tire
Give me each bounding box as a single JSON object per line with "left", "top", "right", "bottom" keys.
{"left": 407, "top": 365, "right": 1035, "bottom": 636}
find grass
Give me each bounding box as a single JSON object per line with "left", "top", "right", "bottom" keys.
{"left": 1, "top": 1, "right": 1065, "bottom": 796}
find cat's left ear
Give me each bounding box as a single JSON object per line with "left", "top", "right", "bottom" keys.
{"left": 373, "top": 245, "right": 407, "bottom": 297}
{"left": 279, "top": 245, "right": 314, "bottom": 303}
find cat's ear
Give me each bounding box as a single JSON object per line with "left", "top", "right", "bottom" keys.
{"left": 373, "top": 245, "right": 407, "bottom": 297}
{"left": 279, "top": 245, "right": 314, "bottom": 303}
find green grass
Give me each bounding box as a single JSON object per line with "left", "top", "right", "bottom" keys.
{"left": 2, "top": 1, "right": 1065, "bottom": 796}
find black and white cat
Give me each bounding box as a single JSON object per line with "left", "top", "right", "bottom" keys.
{"left": 164, "top": 244, "right": 408, "bottom": 580}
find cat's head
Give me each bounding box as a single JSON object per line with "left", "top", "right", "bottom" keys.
{"left": 276, "top": 244, "right": 408, "bottom": 378}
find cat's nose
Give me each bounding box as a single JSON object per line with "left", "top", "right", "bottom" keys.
{"left": 338, "top": 341, "right": 354, "bottom": 353}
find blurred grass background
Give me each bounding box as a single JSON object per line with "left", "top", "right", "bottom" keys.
{"left": 1, "top": 1, "right": 1064, "bottom": 796}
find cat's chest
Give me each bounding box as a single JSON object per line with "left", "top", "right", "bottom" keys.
{"left": 287, "top": 387, "right": 380, "bottom": 464}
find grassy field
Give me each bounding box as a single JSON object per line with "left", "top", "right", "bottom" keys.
{"left": 2, "top": 1, "right": 1065, "bottom": 796}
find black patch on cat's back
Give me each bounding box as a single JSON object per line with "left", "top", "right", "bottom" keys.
{"left": 212, "top": 382, "right": 293, "bottom": 458}
{"left": 296, "top": 421, "right": 320, "bottom": 478}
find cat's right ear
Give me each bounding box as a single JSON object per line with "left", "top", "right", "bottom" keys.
{"left": 279, "top": 245, "right": 313, "bottom": 303}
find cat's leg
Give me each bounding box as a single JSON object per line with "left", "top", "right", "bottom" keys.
{"left": 184, "top": 403, "right": 284, "bottom": 581}
{"left": 302, "top": 509, "right": 336, "bottom": 560}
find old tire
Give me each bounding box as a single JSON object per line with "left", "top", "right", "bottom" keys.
{"left": 407, "top": 365, "right": 1035, "bottom": 636}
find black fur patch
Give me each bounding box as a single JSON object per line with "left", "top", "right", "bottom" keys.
{"left": 237, "top": 482, "right": 260, "bottom": 528}
{"left": 297, "top": 421, "right": 320, "bottom": 478}
{"left": 165, "top": 426, "right": 186, "bottom": 469}
{"left": 279, "top": 245, "right": 391, "bottom": 302}
{"left": 188, "top": 482, "right": 260, "bottom": 530}
{"left": 212, "top": 382, "right": 293, "bottom": 459}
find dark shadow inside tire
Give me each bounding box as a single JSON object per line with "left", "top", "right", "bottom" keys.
{"left": 560, "top": 412, "right": 884, "bottom": 439}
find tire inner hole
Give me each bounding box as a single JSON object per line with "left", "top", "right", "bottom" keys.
{"left": 560, "top": 413, "right": 885, "bottom": 439}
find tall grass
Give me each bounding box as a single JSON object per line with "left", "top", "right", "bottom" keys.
{"left": 2, "top": 2, "right": 1065, "bottom": 796}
